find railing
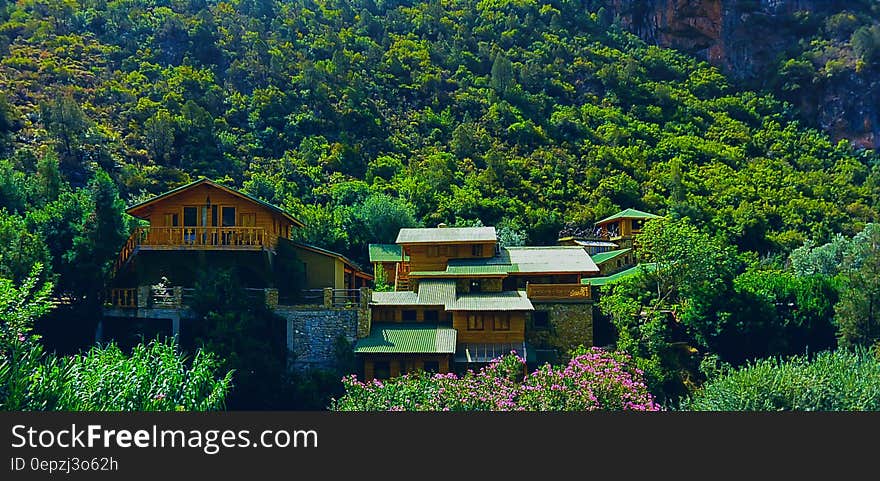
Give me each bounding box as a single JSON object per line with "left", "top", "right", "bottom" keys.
{"left": 395, "top": 261, "right": 410, "bottom": 291}
{"left": 132, "top": 226, "right": 267, "bottom": 249}
{"left": 107, "top": 288, "right": 137, "bottom": 308}
{"left": 526, "top": 283, "right": 592, "bottom": 301}
{"left": 329, "top": 289, "right": 362, "bottom": 308}
{"left": 112, "top": 231, "right": 141, "bottom": 277}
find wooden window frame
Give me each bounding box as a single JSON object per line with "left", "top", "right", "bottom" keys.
{"left": 493, "top": 314, "right": 511, "bottom": 331}
{"left": 471, "top": 244, "right": 484, "bottom": 257}
{"left": 467, "top": 314, "right": 484, "bottom": 331}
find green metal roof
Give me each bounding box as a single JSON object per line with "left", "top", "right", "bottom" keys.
{"left": 396, "top": 226, "right": 497, "bottom": 244}
{"left": 590, "top": 248, "right": 632, "bottom": 265}
{"left": 505, "top": 246, "right": 599, "bottom": 274}
{"left": 596, "top": 208, "right": 661, "bottom": 225}
{"left": 368, "top": 244, "right": 407, "bottom": 263}
{"left": 445, "top": 265, "right": 512, "bottom": 276}
{"left": 447, "top": 290, "right": 534, "bottom": 311}
{"left": 354, "top": 324, "right": 457, "bottom": 354}
{"left": 126, "top": 178, "right": 304, "bottom": 227}
{"left": 416, "top": 279, "right": 457, "bottom": 307}
{"left": 582, "top": 263, "right": 658, "bottom": 287}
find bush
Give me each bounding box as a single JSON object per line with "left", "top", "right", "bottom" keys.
{"left": 682, "top": 348, "right": 880, "bottom": 411}
{"left": 330, "top": 347, "right": 660, "bottom": 411}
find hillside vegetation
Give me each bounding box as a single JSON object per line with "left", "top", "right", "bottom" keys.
{"left": 0, "top": 0, "right": 878, "bottom": 269}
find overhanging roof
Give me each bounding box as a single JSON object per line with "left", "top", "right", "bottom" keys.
{"left": 590, "top": 248, "right": 632, "bottom": 265}
{"left": 505, "top": 246, "right": 598, "bottom": 274}
{"left": 396, "top": 226, "right": 497, "bottom": 244}
{"left": 596, "top": 208, "right": 660, "bottom": 225}
{"left": 582, "top": 263, "right": 658, "bottom": 286}
{"left": 125, "top": 178, "right": 304, "bottom": 227}
{"left": 447, "top": 290, "right": 534, "bottom": 311}
{"left": 354, "top": 324, "right": 457, "bottom": 354}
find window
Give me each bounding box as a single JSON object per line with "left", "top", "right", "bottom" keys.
{"left": 373, "top": 361, "right": 390, "bottom": 379}
{"left": 448, "top": 246, "right": 458, "bottom": 257}
{"left": 240, "top": 213, "right": 256, "bottom": 227}
{"left": 183, "top": 207, "right": 198, "bottom": 226}
{"left": 632, "top": 219, "right": 642, "bottom": 230}
{"left": 470, "top": 279, "right": 482, "bottom": 292}
{"left": 402, "top": 310, "right": 417, "bottom": 321}
{"left": 467, "top": 314, "right": 484, "bottom": 330}
{"left": 533, "top": 311, "right": 550, "bottom": 330}
{"left": 471, "top": 244, "right": 484, "bottom": 257}
{"left": 163, "top": 213, "right": 179, "bottom": 227}
{"left": 493, "top": 314, "right": 510, "bottom": 331}
{"left": 423, "top": 361, "right": 440, "bottom": 373}
{"left": 423, "top": 310, "right": 439, "bottom": 322}
{"left": 427, "top": 246, "right": 439, "bottom": 257}
{"left": 222, "top": 206, "right": 236, "bottom": 227}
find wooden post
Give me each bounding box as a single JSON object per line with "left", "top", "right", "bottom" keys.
{"left": 323, "top": 287, "right": 333, "bottom": 308}
{"left": 265, "top": 288, "right": 279, "bottom": 309}
{"left": 173, "top": 287, "right": 183, "bottom": 308}
{"left": 137, "top": 286, "right": 151, "bottom": 308}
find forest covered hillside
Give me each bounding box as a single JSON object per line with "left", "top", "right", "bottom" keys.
{"left": 0, "top": 0, "right": 878, "bottom": 269}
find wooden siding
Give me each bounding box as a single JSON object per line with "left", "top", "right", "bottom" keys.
{"left": 362, "top": 354, "right": 451, "bottom": 379}
{"left": 371, "top": 307, "right": 448, "bottom": 323}
{"left": 135, "top": 183, "right": 294, "bottom": 245}
{"left": 452, "top": 311, "right": 526, "bottom": 343}
{"left": 404, "top": 242, "right": 496, "bottom": 272}
{"left": 289, "top": 244, "right": 344, "bottom": 290}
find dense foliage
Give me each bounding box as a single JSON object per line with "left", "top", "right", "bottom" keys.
{"left": 0, "top": 0, "right": 877, "bottom": 269}
{"left": 331, "top": 347, "right": 659, "bottom": 411}
{"left": 0, "top": 267, "right": 231, "bottom": 411}
{"left": 682, "top": 348, "right": 880, "bottom": 411}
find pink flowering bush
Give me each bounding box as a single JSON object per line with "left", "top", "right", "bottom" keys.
{"left": 330, "top": 347, "right": 661, "bottom": 411}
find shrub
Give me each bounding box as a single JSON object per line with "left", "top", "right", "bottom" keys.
{"left": 682, "top": 348, "right": 880, "bottom": 411}
{"left": 330, "top": 347, "right": 660, "bottom": 411}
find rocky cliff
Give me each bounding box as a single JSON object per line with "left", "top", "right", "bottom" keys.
{"left": 603, "top": 0, "right": 880, "bottom": 148}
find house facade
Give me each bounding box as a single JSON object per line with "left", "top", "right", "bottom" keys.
{"left": 359, "top": 226, "right": 599, "bottom": 378}
{"left": 104, "top": 178, "right": 371, "bottom": 333}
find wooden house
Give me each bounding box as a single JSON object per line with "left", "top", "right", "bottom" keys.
{"left": 594, "top": 208, "right": 660, "bottom": 249}
{"left": 107, "top": 178, "right": 370, "bottom": 308}
{"left": 360, "top": 226, "right": 600, "bottom": 379}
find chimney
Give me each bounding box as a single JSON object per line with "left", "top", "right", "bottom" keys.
{"left": 437, "top": 223, "right": 447, "bottom": 228}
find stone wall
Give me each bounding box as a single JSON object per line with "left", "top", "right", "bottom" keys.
{"left": 526, "top": 302, "right": 594, "bottom": 363}
{"left": 277, "top": 307, "right": 359, "bottom": 371}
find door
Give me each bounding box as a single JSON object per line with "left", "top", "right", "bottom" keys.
{"left": 221, "top": 206, "right": 236, "bottom": 244}
{"left": 183, "top": 206, "right": 198, "bottom": 244}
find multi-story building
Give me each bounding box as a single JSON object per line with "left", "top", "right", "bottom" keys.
{"left": 361, "top": 226, "right": 599, "bottom": 378}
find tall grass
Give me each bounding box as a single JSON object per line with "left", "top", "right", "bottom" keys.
{"left": 682, "top": 348, "right": 880, "bottom": 411}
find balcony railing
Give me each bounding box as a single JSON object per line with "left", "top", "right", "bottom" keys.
{"left": 132, "top": 226, "right": 267, "bottom": 249}
{"left": 526, "top": 283, "right": 591, "bottom": 301}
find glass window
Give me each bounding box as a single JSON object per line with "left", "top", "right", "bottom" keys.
{"left": 222, "top": 206, "right": 236, "bottom": 227}
{"left": 423, "top": 310, "right": 439, "bottom": 322}
{"left": 467, "top": 315, "right": 484, "bottom": 330}
{"left": 183, "top": 207, "right": 198, "bottom": 226}
{"left": 402, "top": 310, "right": 417, "bottom": 321}
{"left": 471, "top": 244, "right": 484, "bottom": 256}
{"left": 493, "top": 315, "right": 511, "bottom": 331}
{"left": 533, "top": 311, "right": 550, "bottom": 330}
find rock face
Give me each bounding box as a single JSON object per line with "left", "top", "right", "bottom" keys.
{"left": 604, "top": 0, "right": 880, "bottom": 148}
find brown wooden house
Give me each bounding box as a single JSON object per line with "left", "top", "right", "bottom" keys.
{"left": 360, "top": 226, "right": 599, "bottom": 378}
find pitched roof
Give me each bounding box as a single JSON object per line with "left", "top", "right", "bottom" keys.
{"left": 371, "top": 291, "right": 421, "bottom": 306}
{"left": 368, "top": 244, "right": 408, "bottom": 263}
{"left": 505, "top": 246, "right": 599, "bottom": 274}
{"left": 582, "top": 263, "right": 658, "bottom": 286}
{"left": 416, "top": 279, "right": 457, "bottom": 307}
{"left": 126, "top": 178, "right": 304, "bottom": 227}
{"left": 590, "top": 248, "right": 632, "bottom": 265}
{"left": 396, "top": 226, "right": 497, "bottom": 244}
{"left": 447, "top": 290, "right": 534, "bottom": 311}
{"left": 596, "top": 208, "right": 661, "bottom": 225}
{"left": 354, "top": 324, "right": 457, "bottom": 354}
{"left": 573, "top": 240, "right": 619, "bottom": 248}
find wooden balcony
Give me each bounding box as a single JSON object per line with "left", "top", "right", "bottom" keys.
{"left": 131, "top": 226, "right": 268, "bottom": 250}
{"left": 525, "top": 283, "right": 591, "bottom": 301}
